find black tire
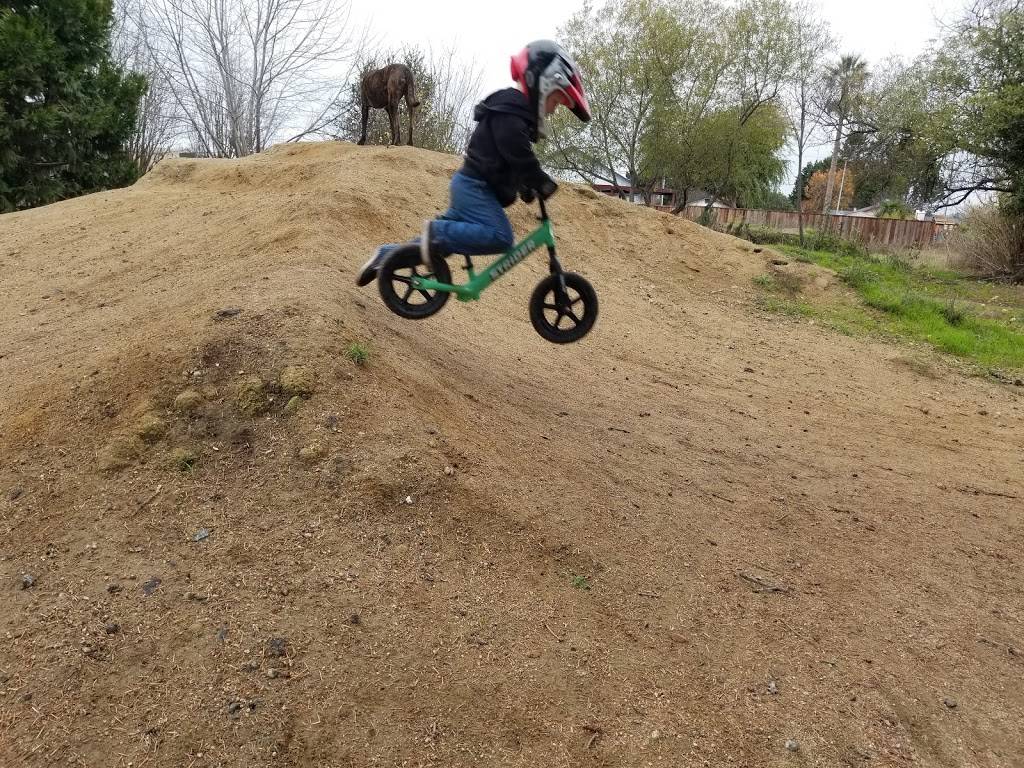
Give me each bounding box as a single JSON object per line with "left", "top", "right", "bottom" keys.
{"left": 377, "top": 245, "right": 452, "bottom": 319}
{"left": 529, "top": 272, "right": 598, "bottom": 344}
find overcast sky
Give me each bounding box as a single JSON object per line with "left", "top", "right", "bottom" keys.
{"left": 352, "top": 0, "right": 964, "bottom": 92}
{"left": 348, "top": 0, "right": 968, "bottom": 187}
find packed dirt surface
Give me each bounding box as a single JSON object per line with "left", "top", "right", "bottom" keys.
{"left": 1, "top": 142, "right": 1022, "bottom": 768}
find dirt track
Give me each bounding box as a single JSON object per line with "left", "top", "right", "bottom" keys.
{"left": 1, "top": 142, "right": 1022, "bottom": 767}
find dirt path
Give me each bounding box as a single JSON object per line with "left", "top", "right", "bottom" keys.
{"left": 1, "top": 142, "right": 1021, "bottom": 767}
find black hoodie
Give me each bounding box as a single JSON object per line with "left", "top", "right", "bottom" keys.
{"left": 461, "top": 88, "right": 556, "bottom": 208}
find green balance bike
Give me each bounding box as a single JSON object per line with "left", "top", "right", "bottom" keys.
{"left": 376, "top": 197, "right": 598, "bottom": 344}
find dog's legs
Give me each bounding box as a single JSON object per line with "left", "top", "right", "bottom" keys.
{"left": 387, "top": 105, "right": 400, "bottom": 146}
{"left": 357, "top": 102, "right": 369, "bottom": 145}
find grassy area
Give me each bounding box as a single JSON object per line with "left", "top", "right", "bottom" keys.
{"left": 754, "top": 245, "right": 1024, "bottom": 376}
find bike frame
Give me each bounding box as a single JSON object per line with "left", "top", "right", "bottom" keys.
{"left": 411, "top": 198, "right": 563, "bottom": 302}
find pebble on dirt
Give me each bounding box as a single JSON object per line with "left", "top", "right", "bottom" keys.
{"left": 944, "top": 697, "right": 958, "bottom": 709}
{"left": 137, "top": 414, "right": 169, "bottom": 443}
{"left": 235, "top": 376, "right": 270, "bottom": 416}
{"left": 299, "top": 443, "right": 327, "bottom": 463}
{"left": 173, "top": 389, "right": 204, "bottom": 413}
{"left": 768, "top": 680, "right": 779, "bottom": 695}
{"left": 19, "top": 573, "right": 35, "bottom": 590}
{"left": 105, "top": 622, "right": 120, "bottom": 635}
{"left": 785, "top": 739, "right": 800, "bottom": 752}
{"left": 192, "top": 528, "right": 211, "bottom": 542}
{"left": 279, "top": 365, "right": 316, "bottom": 398}
{"left": 141, "top": 577, "right": 162, "bottom": 596}
{"left": 266, "top": 637, "right": 289, "bottom": 658}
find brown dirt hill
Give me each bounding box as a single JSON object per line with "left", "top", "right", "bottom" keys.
{"left": 1, "top": 141, "right": 1022, "bottom": 768}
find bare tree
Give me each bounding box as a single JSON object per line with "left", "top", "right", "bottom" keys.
{"left": 142, "top": 0, "right": 361, "bottom": 158}
{"left": 785, "top": 1, "right": 831, "bottom": 243}
{"left": 112, "top": 0, "right": 180, "bottom": 172}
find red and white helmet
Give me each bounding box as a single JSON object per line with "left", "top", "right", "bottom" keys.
{"left": 511, "top": 40, "right": 591, "bottom": 138}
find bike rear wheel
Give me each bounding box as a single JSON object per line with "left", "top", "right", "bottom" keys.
{"left": 377, "top": 245, "right": 452, "bottom": 319}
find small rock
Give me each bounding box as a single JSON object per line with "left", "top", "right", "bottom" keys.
{"left": 98, "top": 435, "right": 143, "bottom": 472}
{"left": 266, "top": 637, "right": 289, "bottom": 658}
{"left": 944, "top": 697, "right": 958, "bottom": 709}
{"left": 978, "top": 409, "right": 989, "bottom": 416}
{"left": 785, "top": 739, "right": 800, "bottom": 752}
{"left": 768, "top": 680, "right": 779, "bottom": 695}
{"left": 349, "top": 613, "right": 361, "bottom": 625}
{"left": 404, "top": 495, "right": 414, "bottom": 505}
{"left": 106, "top": 583, "right": 123, "bottom": 594}
{"left": 241, "top": 660, "right": 259, "bottom": 672}
{"left": 744, "top": 367, "right": 755, "bottom": 374}
{"left": 141, "top": 577, "right": 162, "bottom": 596}
{"left": 104, "top": 622, "right": 120, "bottom": 635}
{"left": 279, "top": 365, "right": 316, "bottom": 398}
{"left": 444, "top": 465, "right": 455, "bottom": 476}
{"left": 266, "top": 668, "right": 280, "bottom": 679}
{"left": 227, "top": 701, "right": 243, "bottom": 716}
{"left": 137, "top": 414, "right": 168, "bottom": 443}
{"left": 283, "top": 396, "right": 303, "bottom": 416}
{"left": 216, "top": 626, "right": 229, "bottom": 642}
{"left": 235, "top": 376, "right": 269, "bottom": 416}
{"left": 214, "top": 307, "right": 242, "bottom": 320}
{"left": 19, "top": 573, "right": 35, "bottom": 590}
{"left": 192, "top": 528, "right": 211, "bottom": 543}
{"left": 19, "top": 692, "right": 32, "bottom": 703}
{"left": 173, "top": 389, "right": 203, "bottom": 413}
{"left": 324, "top": 414, "right": 339, "bottom": 429}
{"left": 8, "top": 487, "right": 23, "bottom": 501}
{"left": 298, "top": 443, "right": 326, "bottom": 463}
{"left": 650, "top": 729, "right": 661, "bottom": 741}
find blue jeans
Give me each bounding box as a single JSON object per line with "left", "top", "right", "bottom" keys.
{"left": 380, "top": 171, "right": 514, "bottom": 258}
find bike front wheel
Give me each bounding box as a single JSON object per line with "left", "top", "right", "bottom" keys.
{"left": 528, "top": 272, "right": 598, "bottom": 343}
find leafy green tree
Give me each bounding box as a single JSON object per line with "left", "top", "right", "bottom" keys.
{"left": 0, "top": 0, "right": 145, "bottom": 211}
{"left": 542, "top": 0, "right": 708, "bottom": 198}
{"left": 931, "top": 0, "right": 1024, "bottom": 215}
{"left": 791, "top": 157, "right": 830, "bottom": 207}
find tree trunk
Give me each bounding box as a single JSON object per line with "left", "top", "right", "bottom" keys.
{"left": 822, "top": 116, "right": 844, "bottom": 215}
{"left": 796, "top": 144, "right": 805, "bottom": 247}
{"left": 670, "top": 187, "right": 690, "bottom": 216}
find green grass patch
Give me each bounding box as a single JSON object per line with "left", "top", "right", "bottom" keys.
{"left": 345, "top": 341, "right": 371, "bottom": 366}
{"left": 773, "top": 244, "right": 1024, "bottom": 372}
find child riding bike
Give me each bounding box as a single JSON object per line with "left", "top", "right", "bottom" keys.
{"left": 356, "top": 40, "right": 591, "bottom": 287}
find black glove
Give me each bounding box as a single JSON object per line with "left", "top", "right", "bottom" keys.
{"left": 519, "top": 187, "right": 536, "bottom": 204}
{"left": 538, "top": 177, "right": 559, "bottom": 201}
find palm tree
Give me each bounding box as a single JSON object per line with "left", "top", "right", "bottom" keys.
{"left": 821, "top": 55, "right": 868, "bottom": 214}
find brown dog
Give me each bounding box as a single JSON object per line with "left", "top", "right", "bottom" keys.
{"left": 357, "top": 64, "right": 420, "bottom": 147}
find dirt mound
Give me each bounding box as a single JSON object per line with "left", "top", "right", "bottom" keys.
{"left": 1, "top": 142, "right": 1022, "bottom": 767}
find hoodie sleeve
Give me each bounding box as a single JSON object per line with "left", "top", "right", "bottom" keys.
{"left": 490, "top": 113, "right": 555, "bottom": 193}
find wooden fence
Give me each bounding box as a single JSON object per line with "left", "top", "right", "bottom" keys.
{"left": 671, "top": 205, "right": 955, "bottom": 249}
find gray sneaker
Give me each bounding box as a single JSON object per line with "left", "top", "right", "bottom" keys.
{"left": 356, "top": 246, "right": 388, "bottom": 287}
